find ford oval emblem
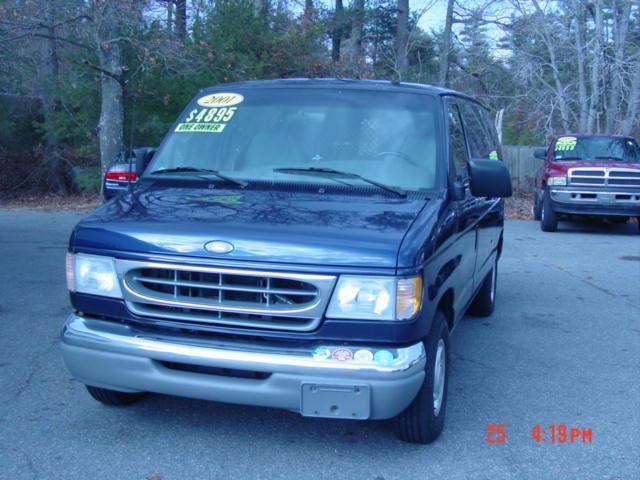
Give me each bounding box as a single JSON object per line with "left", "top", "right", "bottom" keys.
{"left": 204, "top": 240, "right": 234, "bottom": 254}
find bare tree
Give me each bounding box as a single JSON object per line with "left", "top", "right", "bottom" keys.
{"left": 332, "top": 0, "right": 344, "bottom": 62}
{"left": 438, "top": 0, "right": 455, "bottom": 86}
{"left": 94, "top": 0, "right": 125, "bottom": 176}
{"left": 586, "top": 0, "right": 603, "bottom": 132}
{"left": 622, "top": 61, "right": 640, "bottom": 135}
{"left": 175, "top": 0, "right": 186, "bottom": 42}
{"left": 349, "top": 0, "right": 365, "bottom": 76}
{"left": 396, "top": 0, "right": 409, "bottom": 78}
{"left": 571, "top": 0, "right": 588, "bottom": 131}
{"left": 39, "top": 0, "right": 67, "bottom": 193}
{"left": 606, "top": 0, "right": 632, "bottom": 132}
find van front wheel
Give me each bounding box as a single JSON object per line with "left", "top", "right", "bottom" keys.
{"left": 393, "top": 312, "right": 449, "bottom": 444}
{"left": 85, "top": 386, "right": 146, "bottom": 406}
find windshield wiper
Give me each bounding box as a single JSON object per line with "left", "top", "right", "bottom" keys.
{"left": 150, "top": 167, "right": 248, "bottom": 187}
{"left": 273, "top": 167, "right": 406, "bottom": 197}
{"left": 595, "top": 156, "right": 625, "bottom": 161}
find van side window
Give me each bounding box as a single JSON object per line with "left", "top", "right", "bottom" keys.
{"left": 446, "top": 102, "right": 469, "bottom": 180}
{"left": 459, "top": 101, "right": 498, "bottom": 160}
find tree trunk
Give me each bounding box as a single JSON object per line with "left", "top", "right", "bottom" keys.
{"left": 302, "top": 0, "right": 314, "bottom": 36}
{"left": 351, "top": 0, "right": 364, "bottom": 78}
{"left": 166, "top": 0, "right": 173, "bottom": 33}
{"left": 438, "top": 0, "right": 454, "bottom": 86}
{"left": 40, "top": 0, "right": 67, "bottom": 194}
{"left": 606, "top": 0, "right": 631, "bottom": 133}
{"left": 586, "top": 0, "right": 603, "bottom": 133}
{"left": 331, "top": 0, "right": 344, "bottom": 62}
{"left": 253, "top": 0, "right": 268, "bottom": 28}
{"left": 304, "top": 0, "right": 313, "bottom": 22}
{"left": 621, "top": 62, "right": 640, "bottom": 135}
{"left": 531, "top": 0, "right": 571, "bottom": 131}
{"left": 349, "top": 0, "right": 364, "bottom": 76}
{"left": 396, "top": 0, "right": 409, "bottom": 79}
{"left": 572, "top": 1, "right": 588, "bottom": 132}
{"left": 175, "top": 0, "right": 186, "bottom": 42}
{"left": 96, "top": 0, "right": 124, "bottom": 177}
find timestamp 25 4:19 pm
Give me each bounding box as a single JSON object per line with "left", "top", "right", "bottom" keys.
{"left": 486, "top": 423, "right": 593, "bottom": 444}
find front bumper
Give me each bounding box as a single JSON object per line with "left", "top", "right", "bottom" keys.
{"left": 61, "top": 314, "right": 426, "bottom": 420}
{"left": 549, "top": 188, "right": 640, "bottom": 216}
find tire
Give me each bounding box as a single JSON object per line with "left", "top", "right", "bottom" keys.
{"left": 607, "top": 216, "right": 629, "bottom": 224}
{"left": 85, "top": 385, "right": 146, "bottom": 406}
{"left": 394, "top": 312, "right": 450, "bottom": 444}
{"left": 533, "top": 192, "right": 542, "bottom": 221}
{"left": 540, "top": 190, "right": 558, "bottom": 232}
{"left": 468, "top": 260, "right": 497, "bottom": 317}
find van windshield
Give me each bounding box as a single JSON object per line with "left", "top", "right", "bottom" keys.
{"left": 146, "top": 88, "right": 440, "bottom": 191}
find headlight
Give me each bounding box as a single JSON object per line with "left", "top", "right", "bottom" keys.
{"left": 326, "top": 275, "right": 422, "bottom": 321}
{"left": 547, "top": 176, "right": 567, "bottom": 186}
{"left": 65, "top": 253, "right": 123, "bottom": 298}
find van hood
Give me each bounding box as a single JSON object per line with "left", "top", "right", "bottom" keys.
{"left": 73, "top": 185, "right": 430, "bottom": 269}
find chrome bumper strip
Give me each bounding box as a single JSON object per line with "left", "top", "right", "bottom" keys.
{"left": 62, "top": 314, "right": 426, "bottom": 377}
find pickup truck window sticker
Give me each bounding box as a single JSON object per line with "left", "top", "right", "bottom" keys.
{"left": 175, "top": 105, "right": 239, "bottom": 134}
{"left": 555, "top": 136, "right": 577, "bottom": 151}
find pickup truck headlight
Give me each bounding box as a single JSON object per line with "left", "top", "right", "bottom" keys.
{"left": 65, "top": 253, "right": 123, "bottom": 298}
{"left": 326, "top": 275, "right": 422, "bottom": 321}
{"left": 547, "top": 176, "right": 567, "bottom": 186}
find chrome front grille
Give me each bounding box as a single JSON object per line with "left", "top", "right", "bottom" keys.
{"left": 118, "top": 260, "right": 336, "bottom": 331}
{"left": 569, "top": 168, "right": 640, "bottom": 188}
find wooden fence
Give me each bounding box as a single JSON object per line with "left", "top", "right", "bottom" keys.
{"left": 502, "top": 145, "right": 545, "bottom": 192}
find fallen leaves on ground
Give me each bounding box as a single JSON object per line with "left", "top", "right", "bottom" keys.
{"left": 505, "top": 192, "right": 534, "bottom": 220}
{"left": 0, "top": 194, "right": 100, "bottom": 213}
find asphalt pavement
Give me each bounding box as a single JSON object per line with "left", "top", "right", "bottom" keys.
{"left": 0, "top": 211, "right": 638, "bottom": 480}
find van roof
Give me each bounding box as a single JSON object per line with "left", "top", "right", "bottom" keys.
{"left": 200, "top": 78, "right": 477, "bottom": 101}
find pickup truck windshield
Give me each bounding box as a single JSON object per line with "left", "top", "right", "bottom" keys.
{"left": 147, "top": 88, "right": 440, "bottom": 191}
{"left": 553, "top": 136, "right": 640, "bottom": 162}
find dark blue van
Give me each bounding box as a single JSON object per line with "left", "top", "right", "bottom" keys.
{"left": 61, "top": 79, "right": 511, "bottom": 443}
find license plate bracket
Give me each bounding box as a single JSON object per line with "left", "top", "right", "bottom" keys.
{"left": 301, "top": 383, "right": 371, "bottom": 419}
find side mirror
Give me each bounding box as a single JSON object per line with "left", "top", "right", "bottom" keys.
{"left": 534, "top": 148, "right": 547, "bottom": 160}
{"left": 103, "top": 147, "right": 156, "bottom": 201}
{"left": 468, "top": 159, "right": 512, "bottom": 198}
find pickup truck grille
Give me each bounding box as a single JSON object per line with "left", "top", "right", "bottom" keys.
{"left": 120, "top": 262, "right": 336, "bottom": 332}
{"left": 569, "top": 168, "right": 640, "bottom": 188}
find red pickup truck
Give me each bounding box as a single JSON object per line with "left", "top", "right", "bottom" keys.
{"left": 533, "top": 134, "right": 640, "bottom": 232}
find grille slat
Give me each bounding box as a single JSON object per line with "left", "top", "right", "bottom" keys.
{"left": 120, "top": 263, "right": 336, "bottom": 332}
{"left": 133, "top": 275, "right": 316, "bottom": 297}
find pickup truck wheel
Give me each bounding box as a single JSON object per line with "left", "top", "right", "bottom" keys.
{"left": 393, "top": 312, "right": 449, "bottom": 444}
{"left": 85, "top": 385, "right": 146, "bottom": 406}
{"left": 540, "top": 190, "right": 558, "bottom": 232}
{"left": 468, "top": 260, "right": 497, "bottom": 317}
{"left": 533, "top": 192, "right": 542, "bottom": 221}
